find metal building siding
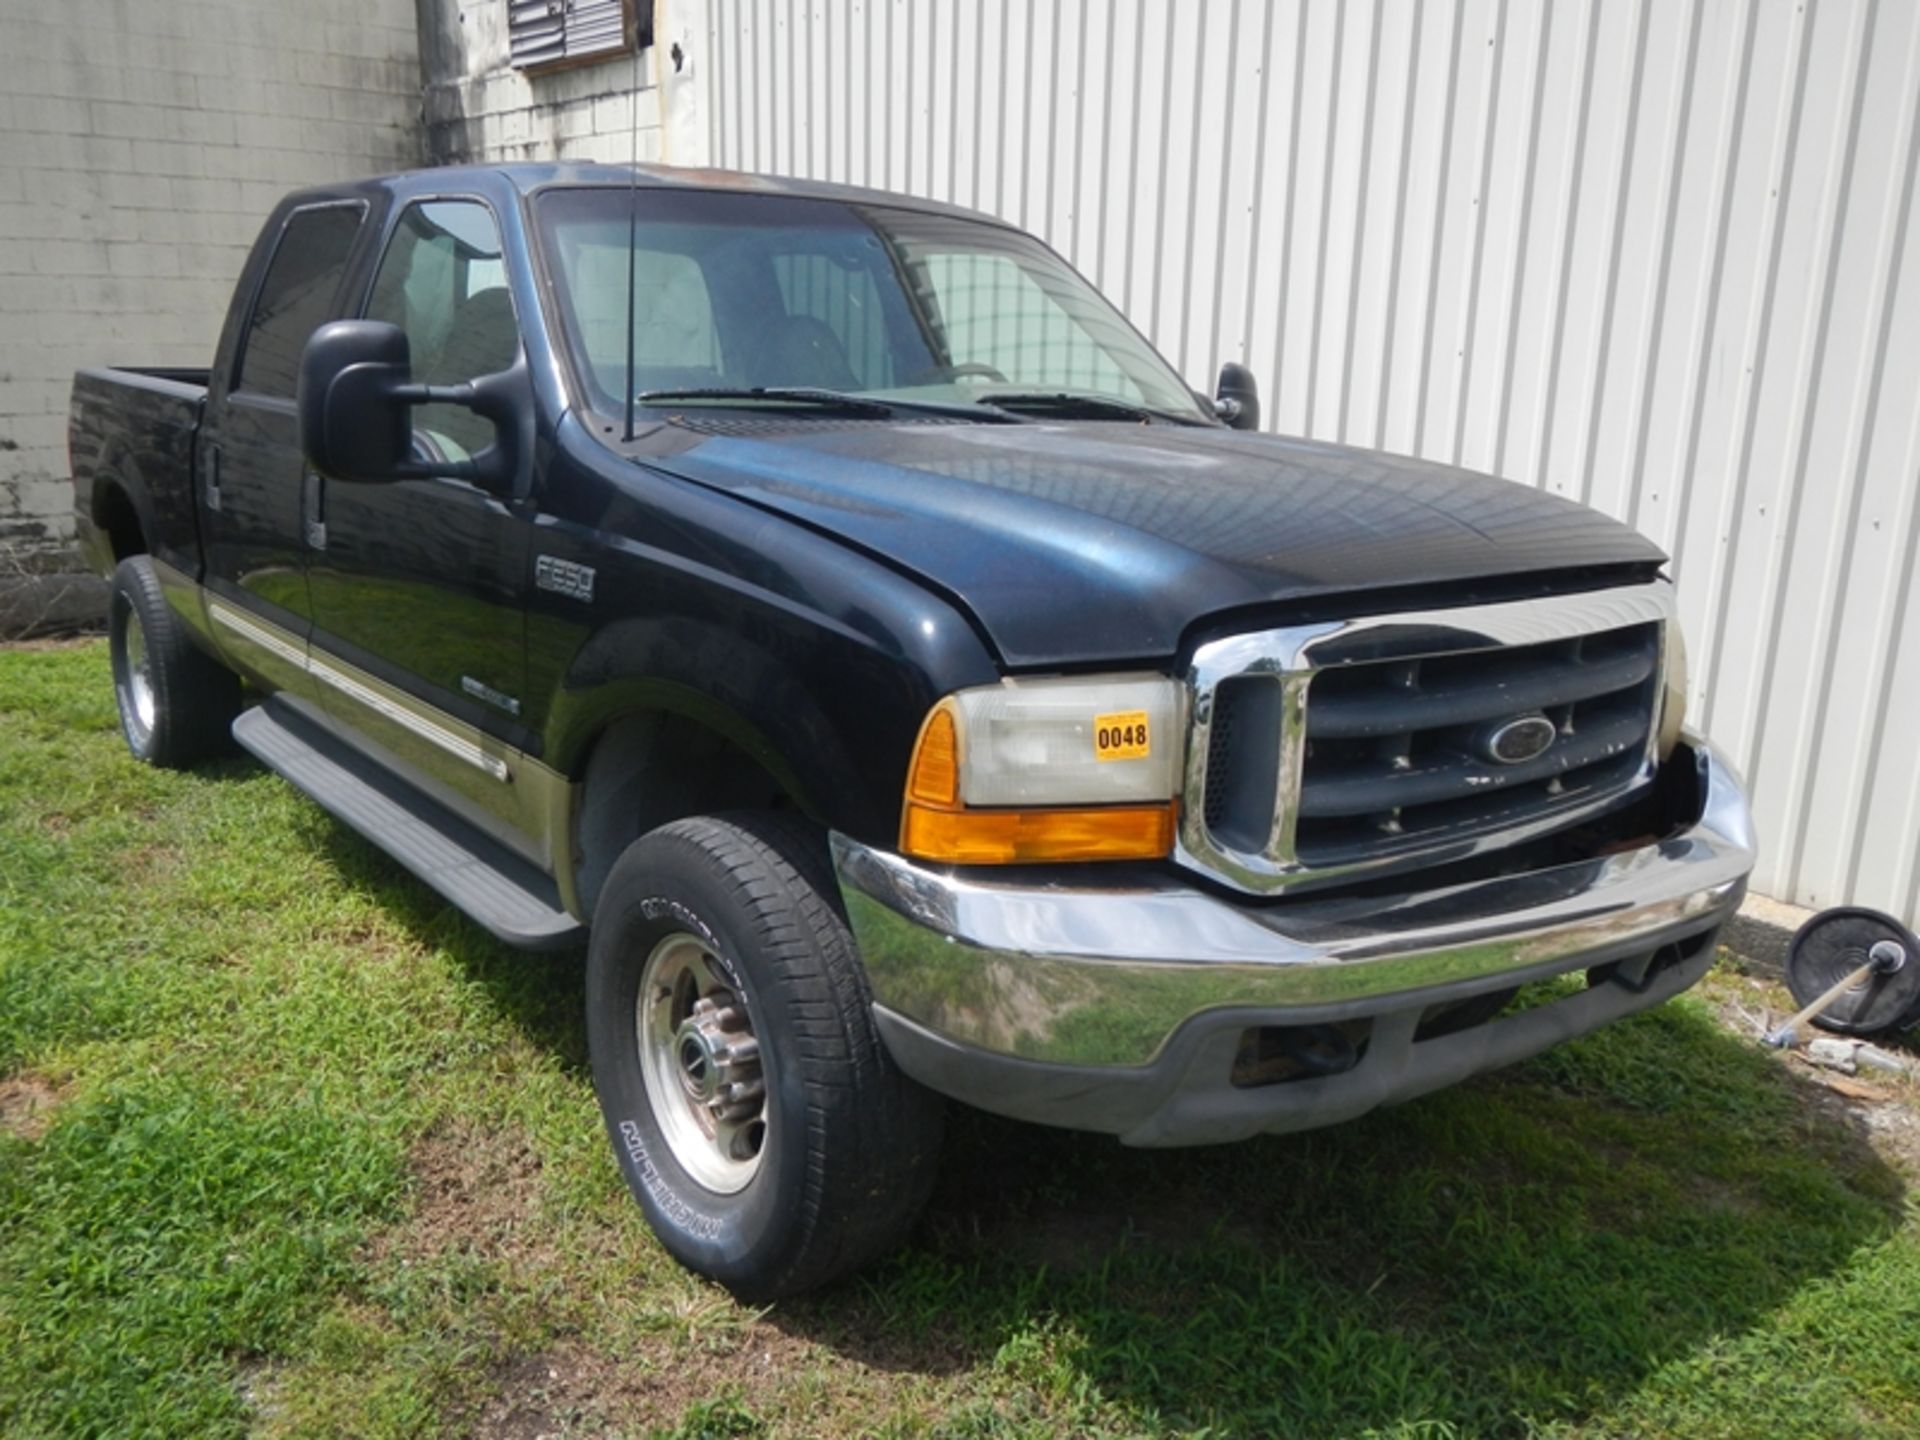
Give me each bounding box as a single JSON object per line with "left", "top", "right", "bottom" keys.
{"left": 699, "top": 0, "right": 1920, "bottom": 927}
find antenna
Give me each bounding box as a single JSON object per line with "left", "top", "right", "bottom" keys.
{"left": 621, "top": 5, "right": 643, "bottom": 443}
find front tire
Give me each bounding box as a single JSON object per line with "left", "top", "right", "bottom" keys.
{"left": 108, "top": 556, "right": 239, "bottom": 768}
{"left": 586, "top": 813, "right": 944, "bottom": 1300}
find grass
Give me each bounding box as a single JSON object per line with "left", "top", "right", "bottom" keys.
{"left": 2, "top": 639, "right": 1917, "bottom": 1438}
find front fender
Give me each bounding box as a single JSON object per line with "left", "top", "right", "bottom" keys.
{"left": 548, "top": 616, "right": 856, "bottom": 825}
{"left": 527, "top": 420, "right": 1007, "bottom": 847}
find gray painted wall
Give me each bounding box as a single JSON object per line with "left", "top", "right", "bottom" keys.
{"left": 0, "top": 0, "right": 420, "bottom": 627}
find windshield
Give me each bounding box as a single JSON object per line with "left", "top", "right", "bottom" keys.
{"left": 533, "top": 187, "right": 1210, "bottom": 423}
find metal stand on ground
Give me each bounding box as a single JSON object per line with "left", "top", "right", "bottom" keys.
{"left": 1761, "top": 907, "right": 1920, "bottom": 1048}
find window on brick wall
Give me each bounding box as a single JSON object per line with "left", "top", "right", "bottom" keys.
{"left": 509, "top": 0, "right": 653, "bottom": 74}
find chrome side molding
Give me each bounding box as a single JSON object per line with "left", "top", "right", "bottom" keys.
{"left": 209, "top": 599, "right": 510, "bottom": 782}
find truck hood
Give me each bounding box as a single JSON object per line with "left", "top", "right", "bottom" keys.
{"left": 648, "top": 421, "right": 1666, "bottom": 668}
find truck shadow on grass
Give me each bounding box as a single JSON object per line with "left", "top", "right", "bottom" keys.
{"left": 310, "top": 819, "right": 1907, "bottom": 1437}
{"left": 803, "top": 1031, "right": 1909, "bottom": 1434}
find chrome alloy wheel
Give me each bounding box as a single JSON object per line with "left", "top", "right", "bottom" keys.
{"left": 116, "top": 601, "right": 157, "bottom": 744}
{"left": 636, "top": 933, "right": 768, "bottom": 1193}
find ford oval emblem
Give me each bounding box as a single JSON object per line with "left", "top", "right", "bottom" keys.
{"left": 1483, "top": 714, "right": 1558, "bottom": 766}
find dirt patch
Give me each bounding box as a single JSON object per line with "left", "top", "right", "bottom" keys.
{"left": 624, "top": 1315, "right": 819, "bottom": 1425}
{"left": 1853, "top": 1100, "right": 1920, "bottom": 1178}
{"left": 234, "top": 1356, "right": 286, "bottom": 1428}
{"left": 1782, "top": 1056, "right": 1920, "bottom": 1179}
{"left": 321, "top": 919, "right": 406, "bottom": 951}
{"left": 372, "top": 1123, "right": 837, "bottom": 1432}
{"left": 124, "top": 843, "right": 182, "bottom": 884}
{"left": 473, "top": 1350, "right": 621, "bottom": 1440}
{"left": 0, "top": 635, "right": 102, "bottom": 652}
{"left": 474, "top": 1325, "right": 823, "bottom": 1438}
{"left": 370, "top": 1118, "right": 555, "bottom": 1270}
{"left": 0, "top": 1072, "right": 68, "bottom": 1140}
{"left": 1702, "top": 969, "right": 1920, "bottom": 1179}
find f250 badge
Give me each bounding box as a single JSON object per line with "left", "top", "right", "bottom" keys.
{"left": 534, "top": 554, "right": 596, "bottom": 603}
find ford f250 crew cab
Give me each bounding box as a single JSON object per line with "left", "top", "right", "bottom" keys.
{"left": 70, "top": 164, "right": 1755, "bottom": 1299}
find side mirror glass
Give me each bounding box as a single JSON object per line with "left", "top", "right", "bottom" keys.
{"left": 298, "top": 320, "right": 413, "bottom": 482}
{"left": 1215, "top": 362, "right": 1261, "bottom": 432}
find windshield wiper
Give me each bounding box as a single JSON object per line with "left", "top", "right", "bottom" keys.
{"left": 635, "top": 386, "right": 1023, "bottom": 422}
{"left": 979, "top": 391, "right": 1207, "bottom": 425}
{"left": 636, "top": 386, "right": 892, "bottom": 414}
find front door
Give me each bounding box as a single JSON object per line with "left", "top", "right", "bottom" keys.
{"left": 304, "top": 198, "right": 535, "bottom": 851}
{"left": 199, "top": 201, "right": 367, "bottom": 698}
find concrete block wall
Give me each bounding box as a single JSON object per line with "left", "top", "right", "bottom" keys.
{"left": 416, "top": 0, "right": 706, "bottom": 171}
{"left": 0, "top": 0, "right": 421, "bottom": 621}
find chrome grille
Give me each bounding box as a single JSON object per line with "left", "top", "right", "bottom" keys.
{"left": 1178, "top": 583, "right": 1674, "bottom": 894}
{"left": 1293, "top": 623, "right": 1659, "bottom": 866}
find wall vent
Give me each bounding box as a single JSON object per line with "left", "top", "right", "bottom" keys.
{"left": 508, "top": 0, "right": 652, "bottom": 75}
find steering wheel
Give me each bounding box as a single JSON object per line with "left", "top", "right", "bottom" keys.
{"left": 906, "top": 361, "right": 1008, "bottom": 385}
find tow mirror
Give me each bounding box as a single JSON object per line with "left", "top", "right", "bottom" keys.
{"left": 1214, "top": 362, "right": 1261, "bottom": 432}
{"left": 297, "top": 319, "right": 532, "bottom": 495}
{"left": 298, "top": 320, "right": 413, "bottom": 481}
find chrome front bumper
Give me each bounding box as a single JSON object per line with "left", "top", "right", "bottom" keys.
{"left": 833, "top": 738, "right": 1755, "bottom": 1146}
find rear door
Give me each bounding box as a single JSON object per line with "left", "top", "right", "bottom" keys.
{"left": 199, "top": 201, "right": 367, "bottom": 697}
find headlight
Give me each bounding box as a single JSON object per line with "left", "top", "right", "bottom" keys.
{"left": 901, "top": 673, "right": 1184, "bottom": 863}
{"left": 1657, "top": 619, "right": 1689, "bottom": 759}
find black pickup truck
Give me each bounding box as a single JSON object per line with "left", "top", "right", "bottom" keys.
{"left": 70, "top": 163, "right": 1755, "bottom": 1299}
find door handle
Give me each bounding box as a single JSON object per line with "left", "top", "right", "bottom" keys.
{"left": 203, "top": 446, "right": 222, "bottom": 513}
{"left": 302, "top": 468, "right": 327, "bottom": 551}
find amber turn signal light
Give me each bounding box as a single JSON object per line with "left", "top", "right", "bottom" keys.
{"left": 905, "top": 702, "right": 960, "bottom": 807}
{"left": 901, "top": 800, "right": 1177, "bottom": 864}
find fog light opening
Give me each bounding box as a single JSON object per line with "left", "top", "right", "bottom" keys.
{"left": 1232, "top": 1021, "right": 1370, "bottom": 1088}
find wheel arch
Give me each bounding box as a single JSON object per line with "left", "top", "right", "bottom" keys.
{"left": 548, "top": 616, "right": 900, "bottom": 921}
{"left": 92, "top": 474, "right": 149, "bottom": 562}
{"left": 566, "top": 701, "right": 824, "bottom": 919}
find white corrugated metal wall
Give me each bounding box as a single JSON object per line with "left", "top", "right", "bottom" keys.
{"left": 695, "top": 0, "right": 1920, "bottom": 927}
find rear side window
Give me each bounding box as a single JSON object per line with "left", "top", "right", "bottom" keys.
{"left": 236, "top": 205, "right": 365, "bottom": 398}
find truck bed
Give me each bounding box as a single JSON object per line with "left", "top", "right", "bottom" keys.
{"left": 69, "top": 365, "right": 211, "bottom": 580}
{"left": 78, "top": 364, "right": 212, "bottom": 397}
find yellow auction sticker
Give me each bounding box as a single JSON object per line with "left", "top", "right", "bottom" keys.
{"left": 1093, "top": 710, "right": 1151, "bottom": 762}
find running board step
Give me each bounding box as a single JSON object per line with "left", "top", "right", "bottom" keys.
{"left": 233, "top": 700, "right": 584, "bottom": 951}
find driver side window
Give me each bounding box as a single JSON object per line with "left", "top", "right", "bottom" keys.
{"left": 366, "top": 200, "right": 517, "bottom": 461}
